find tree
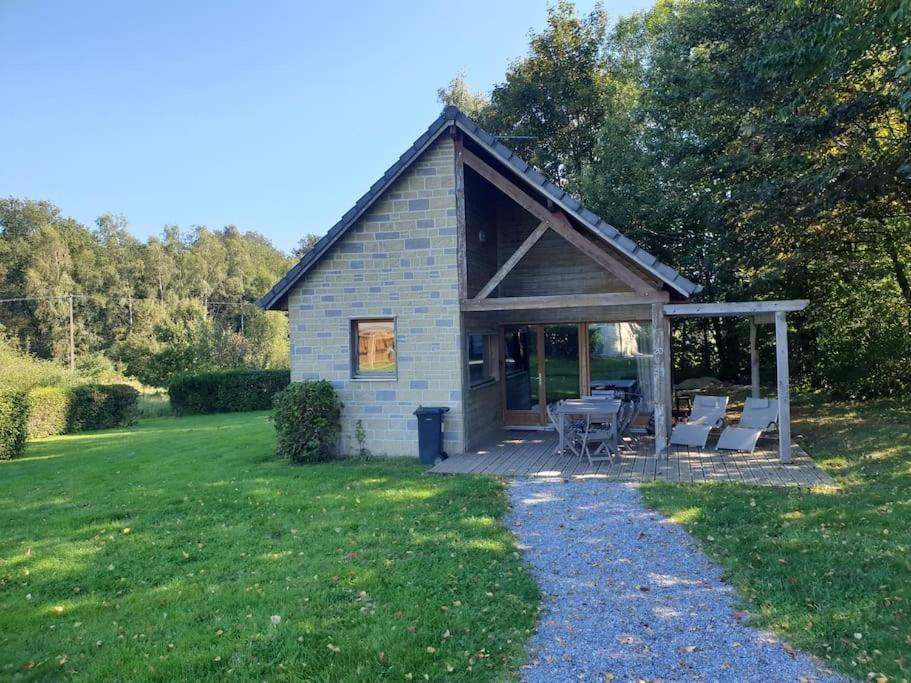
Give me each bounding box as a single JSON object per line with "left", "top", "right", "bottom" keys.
{"left": 292, "top": 233, "right": 323, "bottom": 259}
{"left": 437, "top": 73, "right": 489, "bottom": 118}
{"left": 479, "top": 1, "right": 621, "bottom": 189}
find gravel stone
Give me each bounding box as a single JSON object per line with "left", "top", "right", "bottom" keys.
{"left": 507, "top": 479, "right": 845, "bottom": 683}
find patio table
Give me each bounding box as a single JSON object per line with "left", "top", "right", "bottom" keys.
{"left": 554, "top": 399, "right": 622, "bottom": 458}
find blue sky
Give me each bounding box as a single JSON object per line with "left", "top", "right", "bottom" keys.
{"left": 1, "top": 0, "right": 653, "bottom": 253}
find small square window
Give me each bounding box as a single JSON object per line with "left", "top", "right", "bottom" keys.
{"left": 351, "top": 319, "right": 397, "bottom": 378}
{"left": 468, "top": 333, "right": 497, "bottom": 387}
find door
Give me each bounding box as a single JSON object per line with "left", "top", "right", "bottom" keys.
{"left": 501, "top": 324, "right": 544, "bottom": 425}
{"left": 500, "top": 324, "right": 583, "bottom": 426}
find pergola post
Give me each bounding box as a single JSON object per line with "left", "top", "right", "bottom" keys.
{"left": 774, "top": 311, "right": 792, "bottom": 463}
{"left": 651, "top": 303, "right": 672, "bottom": 456}
{"left": 749, "top": 319, "right": 760, "bottom": 399}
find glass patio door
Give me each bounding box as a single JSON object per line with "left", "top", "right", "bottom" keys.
{"left": 502, "top": 325, "right": 543, "bottom": 425}
{"left": 501, "top": 324, "right": 583, "bottom": 425}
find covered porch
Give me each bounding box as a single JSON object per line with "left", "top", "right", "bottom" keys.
{"left": 431, "top": 429, "right": 833, "bottom": 487}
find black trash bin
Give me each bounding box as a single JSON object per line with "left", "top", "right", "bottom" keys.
{"left": 413, "top": 406, "right": 450, "bottom": 465}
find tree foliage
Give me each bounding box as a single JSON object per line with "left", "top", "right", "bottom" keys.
{"left": 0, "top": 198, "right": 295, "bottom": 386}
{"left": 445, "top": 0, "right": 911, "bottom": 396}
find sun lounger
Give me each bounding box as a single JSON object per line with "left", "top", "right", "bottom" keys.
{"left": 668, "top": 394, "right": 728, "bottom": 451}
{"left": 716, "top": 398, "right": 780, "bottom": 453}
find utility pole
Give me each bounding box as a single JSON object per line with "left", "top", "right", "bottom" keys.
{"left": 68, "top": 293, "right": 75, "bottom": 370}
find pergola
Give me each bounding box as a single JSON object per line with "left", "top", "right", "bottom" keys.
{"left": 651, "top": 299, "right": 810, "bottom": 463}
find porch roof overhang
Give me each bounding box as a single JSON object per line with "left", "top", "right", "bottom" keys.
{"left": 650, "top": 298, "right": 809, "bottom": 465}
{"left": 662, "top": 300, "right": 809, "bottom": 318}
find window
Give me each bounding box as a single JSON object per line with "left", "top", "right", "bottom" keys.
{"left": 587, "top": 322, "right": 653, "bottom": 409}
{"left": 351, "top": 319, "right": 396, "bottom": 378}
{"left": 467, "top": 333, "right": 496, "bottom": 387}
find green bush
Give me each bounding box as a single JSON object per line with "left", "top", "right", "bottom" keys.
{"left": 169, "top": 369, "right": 290, "bottom": 415}
{"left": 25, "top": 384, "right": 139, "bottom": 438}
{"left": 26, "top": 387, "right": 71, "bottom": 438}
{"left": 272, "top": 381, "right": 343, "bottom": 464}
{"left": 0, "top": 391, "right": 28, "bottom": 460}
{"left": 69, "top": 384, "right": 140, "bottom": 432}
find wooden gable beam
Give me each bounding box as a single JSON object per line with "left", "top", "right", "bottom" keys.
{"left": 461, "top": 291, "right": 667, "bottom": 312}
{"left": 544, "top": 212, "right": 657, "bottom": 295}
{"left": 474, "top": 221, "right": 548, "bottom": 299}
{"left": 461, "top": 147, "right": 659, "bottom": 296}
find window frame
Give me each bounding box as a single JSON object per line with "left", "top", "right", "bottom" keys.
{"left": 350, "top": 317, "right": 398, "bottom": 381}
{"left": 467, "top": 332, "right": 497, "bottom": 389}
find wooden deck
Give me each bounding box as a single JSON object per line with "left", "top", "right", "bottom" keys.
{"left": 431, "top": 429, "right": 834, "bottom": 487}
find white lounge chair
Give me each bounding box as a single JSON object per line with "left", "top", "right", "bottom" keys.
{"left": 716, "top": 398, "right": 780, "bottom": 454}
{"left": 668, "top": 394, "right": 729, "bottom": 451}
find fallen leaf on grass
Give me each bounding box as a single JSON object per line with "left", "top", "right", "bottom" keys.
{"left": 326, "top": 643, "right": 340, "bottom": 653}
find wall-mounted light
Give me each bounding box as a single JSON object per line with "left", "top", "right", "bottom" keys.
{"left": 478, "top": 229, "right": 488, "bottom": 244}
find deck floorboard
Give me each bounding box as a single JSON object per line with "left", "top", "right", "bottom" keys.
{"left": 431, "top": 429, "right": 833, "bottom": 488}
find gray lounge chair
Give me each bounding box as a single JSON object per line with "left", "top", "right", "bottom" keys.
{"left": 716, "top": 398, "right": 780, "bottom": 454}
{"left": 668, "top": 394, "right": 729, "bottom": 451}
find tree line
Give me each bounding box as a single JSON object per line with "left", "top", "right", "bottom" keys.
{"left": 0, "top": 198, "right": 296, "bottom": 386}
{"left": 441, "top": 0, "right": 911, "bottom": 397}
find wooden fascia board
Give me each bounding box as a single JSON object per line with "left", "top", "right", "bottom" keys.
{"left": 460, "top": 292, "right": 669, "bottom": 312}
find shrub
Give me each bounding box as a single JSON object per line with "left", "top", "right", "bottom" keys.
{"left": 169, "top": 369, "right": 290, "bottom": 415}
{"left": 69, "top": 384, "right": 140, "bottom": 432}
{"left": 0, "top": 391, "right": 28, "bottom": 460}
{"left": 26, "top": 387, "right": 71, "bottom": 438}
{"left": 25, "top": 384, "right": 139, "bottom": 438}
{"left": 272, "top": 381, "right": 343, "bottom": 464}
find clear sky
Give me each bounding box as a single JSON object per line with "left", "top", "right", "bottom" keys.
{"left": 1, "top": 0, "right": 653, "bottom": 254}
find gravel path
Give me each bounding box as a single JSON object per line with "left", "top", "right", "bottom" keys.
{"left": 507, "top": 479, "right": 845, "bottom": 683}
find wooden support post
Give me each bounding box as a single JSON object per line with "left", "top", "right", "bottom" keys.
{"left": 775, "top": 311, "right": 792, "bottom": 464}
{"left": 662, "top": 313, "right": 672, "bottom": 436}
{"left": 452, "top": 129, "right": 468, "bottom": 301}
{"left": 651, "top": 303, "right": 670, "bottom": 456}
{"left": 749, "top": 319, "right": 760, "bottom": 399}
{"left": 67, "top": 293, "right": 75, "bottom": 371}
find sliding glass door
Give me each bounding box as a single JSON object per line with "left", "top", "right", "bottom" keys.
{"left": 500, "top": 321, "right": 653, "bottom": 426}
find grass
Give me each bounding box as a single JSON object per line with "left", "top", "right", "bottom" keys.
{"left": 0, "top": 412, "right": 538, "bottom": 681}
{"left": 640, "top": 396, "right": 911, "bottom": 681}
{"left": 136, "top": 391, "right": 172, "bottom": 419}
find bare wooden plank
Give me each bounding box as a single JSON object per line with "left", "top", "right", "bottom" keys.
{"left": 775, "top": 311, "right": 792, "bottom": 464}
{"left": 651, "top": 303, "right": 669, "bottom": 456}
{"left": 749, "top": 320, "right": 760, "bottom": 399}
{"left": 474, "top": 221, "right": 549, "bottom": 300}
{"left": 453, "top": 132, "right": 468, "bottom": 302}
{"left": 461, "top": 292, "right": 667, "bottom": 312}
{"left": 663, "top": 300, "right": 810, "bottom": 317}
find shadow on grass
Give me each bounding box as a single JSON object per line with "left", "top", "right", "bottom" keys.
{"left": 0, "top": 411, "right": 538, "bottom": 681}
{"left": 640, "top": 397, "right": 911, "bottom": 681}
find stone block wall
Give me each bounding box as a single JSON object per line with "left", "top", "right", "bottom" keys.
{"left": 286, "top": 137, "right": 464, "bottom": 456}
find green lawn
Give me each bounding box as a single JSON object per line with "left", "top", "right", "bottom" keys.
{"left": 641, "top": 397, "right": 911, "bottom": 681}
{"left": 0, "top": 412, "right": 538, "bottom": 681}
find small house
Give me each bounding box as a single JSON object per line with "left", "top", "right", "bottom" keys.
{"left": 259, "top": 106, "right": 803, "bottom": 462}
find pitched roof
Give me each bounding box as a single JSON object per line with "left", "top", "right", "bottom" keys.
{"left": 258, "top": 106, "right": 701, "bottom": 310}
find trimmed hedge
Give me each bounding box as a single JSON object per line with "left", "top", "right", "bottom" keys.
{"left": 26, "top": 384, "right": 139, "bottom": 438}
{"left": 169, "top": 369, "right": 291, "bottom": 415}
{"left": 272, "top": 380, "right": 343, "bottom": 463}
{"left": 0, "top": 391, "right": 28, "bottom": 460}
